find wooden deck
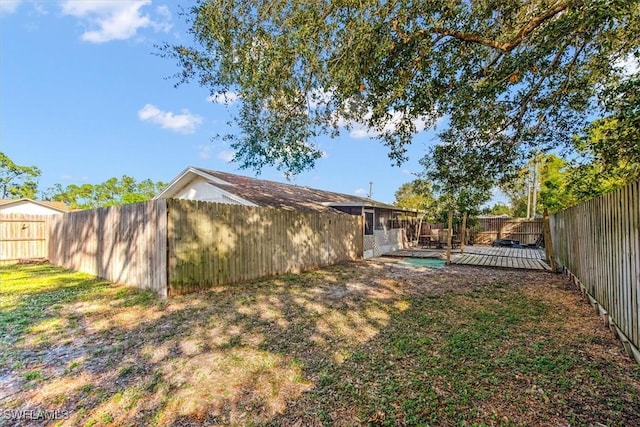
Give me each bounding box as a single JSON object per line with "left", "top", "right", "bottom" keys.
{"left": 452, "top": 248, "right": 550, "bottom": 271}
{"left": 385, "top": 246, "right": 551, "bottom": 271}
{"left": 459, "top": 246, "right": 546, "bottom": 259}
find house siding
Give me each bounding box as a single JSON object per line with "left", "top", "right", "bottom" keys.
{"left": 172, "top": 177, "right": 255, "bottom": 206}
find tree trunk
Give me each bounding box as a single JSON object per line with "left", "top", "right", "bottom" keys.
{"left": 446, "top": 209, "right": 453, "bottom": 265}
{"left": 460, "top": 211, "right": 467, "bottom": 254}
{"left": 531, "top": 156, "right": 539, "bottom": 218}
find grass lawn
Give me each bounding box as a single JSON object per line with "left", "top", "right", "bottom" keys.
{"left": 1, "top": 261, "right": 639, "bottom": 426}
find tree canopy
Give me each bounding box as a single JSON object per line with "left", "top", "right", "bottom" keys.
{"left": 499, "top": 153, "right": 577, "bottom": 216}
{"left": 164, "top": 0, "right": 639, "bottom": 178}
{"left": 44, "top": 176, "right": 166, "bottom": 210}
{"left": 0, "top": 152, "right": 41, "bottom": 199}
{"left": 393, "top": 179, "right": 439, "bottom": 219}
{"left": 569, "top": 74, "right": 640, "bottom": 199}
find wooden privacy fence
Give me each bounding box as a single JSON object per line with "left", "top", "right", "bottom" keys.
{"left": 167, "top": 199, "right": 363, "bottom": 295}
{"left": 49, "top": 201, "right": 168, "bottom": 296}
{"left": 550, "top": 181, "right": 640, "bottom": 363}
{"left": 47, "top": 199, "right": 363, "bottom": 296}
{"left": 0, "top": 214, "right": 51, "bottom": 262}
{"left": 471, "top": 217, "right": 543, "bottom": 245}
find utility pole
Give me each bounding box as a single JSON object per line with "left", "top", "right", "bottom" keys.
{"left": 531, "top": 155, "right": 539, "bottom": 219}
{"left": 526, "top": 154, "right": 539, "bottom": 219}
{"left": 368, "top": 181, "right": 373, "bottom": 199}
{"left": 526, "top": 176, "right": 532, "bottom": 219}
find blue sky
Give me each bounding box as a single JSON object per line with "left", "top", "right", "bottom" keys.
{"left": 0, "top": 0, "right": 494, "bottom": 205}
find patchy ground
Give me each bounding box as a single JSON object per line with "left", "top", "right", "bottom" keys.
{"left": 1, "top": 261, "right": 639, "bottom": 426}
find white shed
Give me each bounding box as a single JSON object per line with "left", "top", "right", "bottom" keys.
{"left": 0, "top": 199, "right": 69, "bottom": 215}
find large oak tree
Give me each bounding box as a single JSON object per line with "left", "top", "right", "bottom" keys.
{"left": 163, "top": 0, "right": 639, "bottom": 179}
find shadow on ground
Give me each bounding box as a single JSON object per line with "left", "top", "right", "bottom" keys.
{"left": 1, "top": 262, "right": 639, "bottom": 426}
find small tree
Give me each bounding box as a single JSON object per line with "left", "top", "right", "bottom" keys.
{"left": 485, "top": 203, "right": 512, "bottom": 216}
{"left": 394, "top": 179, "right": 440, "bottom": 244}
{"left": 423, "top": 144, "right": 494, "bottom": 262}
{"left": 500, "top": 153, "right": 589, "bottom": 216}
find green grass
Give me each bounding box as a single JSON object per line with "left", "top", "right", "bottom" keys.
{"left": 23, "top": 370, "right": 42, "bottom": 381}
{"left": 0, "top": 265, "right": 110, "bottom": 341}
{"left": 1, "top": 262, "right": 639, "bottom": 426}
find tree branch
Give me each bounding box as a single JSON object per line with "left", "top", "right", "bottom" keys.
{"left": 432, "top": 1, "right": 571, "bottom": 53}
{"left": 511, "top": 42, "right": 569, "bottom": 138}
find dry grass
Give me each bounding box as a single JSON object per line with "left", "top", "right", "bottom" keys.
{"left": 1, "top": 261, "right": 639, "bottom": 426}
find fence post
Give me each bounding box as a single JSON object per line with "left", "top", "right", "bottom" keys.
{"left": 543, "top": 208, "right": 557, "bottom": 272}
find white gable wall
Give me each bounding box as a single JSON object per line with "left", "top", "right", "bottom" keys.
{"left": 171, "top": 176, "right": 255, "bottom": 206}
{"left": 0, "top": 201, "right": 63, "bottom": 215}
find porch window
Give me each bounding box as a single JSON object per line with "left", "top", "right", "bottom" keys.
{"left": 376, "top": 211, "right": 389, "bottom": 230}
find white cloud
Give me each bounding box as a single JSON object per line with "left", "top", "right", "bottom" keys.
{"left": 197, "top": 145, "right": 212, "bottom": 159}
{"left": 354, "top": 188, "right": 368, "bottom": 197}
{"left": 218, "top": 150, "right": 235, "bottom": 162}
{"left": 349, "top": 127, "right": 371, "bottom": 139}
{"left": 60, "top": 174, "right": 89, "bottom": 182}
{"left": 347, "top": 111, "right": 429, "bottom": 139}
{"left": 327, "top": 98, "right": 431, "bottom": 140}
{"left": 60, "top": 0, "right": 171, "bottom": 43}
{"left": 138, "top": 104, "right": 202, "bottom": 134}
{"left": 616, "top": 53, "right": 639, "bottom": 76}
{"left": 0, "top": 0, "right": 22, "bottom": 13}
{"left": 207, "top": 91, "right": 240, "bottom": 105}
{"left": 33, "top": 2, "right": 48, "bottom": 15}
{"left": 151, "top": 5, "right": 172, "bottom": 32}
{"left": 307, "top": 88, "right": 333, "bottom": 108}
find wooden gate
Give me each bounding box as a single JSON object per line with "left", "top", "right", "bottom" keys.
{"left": 0, "top": 214, "right": 50, "bottom": 262}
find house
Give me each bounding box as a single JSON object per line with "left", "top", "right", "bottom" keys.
{"left": 0, "top": 198, "right": 69, "bottom": 215}
{"left": 155, "top": 167, "right": 419, "bottom": 258}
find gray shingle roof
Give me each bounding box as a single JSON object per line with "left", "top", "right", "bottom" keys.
{"left": 193, "top": 168, "right": 402, "bottom": 213}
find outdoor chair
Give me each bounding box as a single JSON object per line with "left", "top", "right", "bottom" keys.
{"left": 437, "top": 229, "right": 460, "bottom": 249}
{"left": 424, "top": 229, "right": 440, "bottom": 248}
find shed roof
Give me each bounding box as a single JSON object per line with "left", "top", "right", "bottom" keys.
{"left": 0, "top": 198, "right": 69, "bottom": 212}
